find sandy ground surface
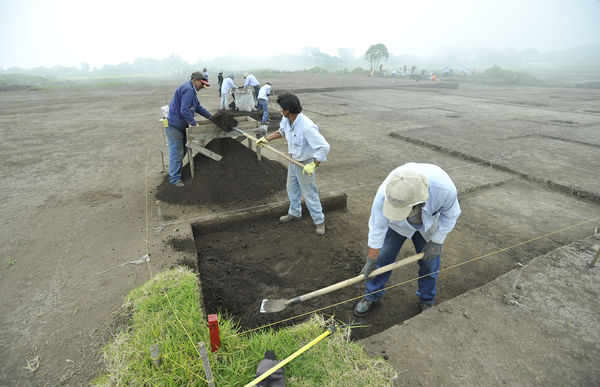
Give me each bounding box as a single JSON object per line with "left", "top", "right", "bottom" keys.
{"left": 1, "top": 73, "right": 599, "bottom": 385}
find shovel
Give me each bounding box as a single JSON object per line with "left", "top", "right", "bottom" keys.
{"left": 260, "top": 252, "right": 424, "bottom": 313}
{"left": 232, "top": 127, "right": 305, "bottom": 168}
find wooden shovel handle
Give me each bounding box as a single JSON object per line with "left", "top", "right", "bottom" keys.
{"left": 234, "top": 127, "right": 305, "bottom": 168}
{"left": 297, "top": 252, "right": 424, "bottom": 303}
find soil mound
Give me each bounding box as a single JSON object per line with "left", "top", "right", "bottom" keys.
{"left": 156, "top": 137, "right": 287, "bottom": 206}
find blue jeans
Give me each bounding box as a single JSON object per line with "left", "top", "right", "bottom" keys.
{"left": 257, "top": 98, "right": 269, "bottom": 124}
{"left": 254, "top": 85, "right": 260, "bottom": 102}
{"left": 286, "top": 161, "right": 324, "bottom": 225}
{"left": 365, "top": 228, "right": 441, "bottom": 305}
{"left": 165, "top": 126, "right": 186, "bottom": 184}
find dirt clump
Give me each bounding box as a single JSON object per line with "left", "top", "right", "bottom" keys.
{"left": 156, "top": 137, "right": 287, "bottom": 206}
{"left": 210, "top": 111, "right": 238, "bottom": 131}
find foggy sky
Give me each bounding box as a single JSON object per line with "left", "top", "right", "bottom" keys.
{"left": 1, "top": 0, "right": 599, "bottom": 69}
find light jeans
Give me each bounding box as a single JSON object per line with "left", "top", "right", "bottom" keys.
{"left": 365, "top": 228, "right": 441, "bottom": 305}
{"left": 165, "top": 126, "right": 186, "bottom": 184}
{"left": 257, "top": 98, "right": 269, "bottom": 124}
{"left": 286, "top": 161, "right": 324, "bottom": 225}
{"left": 220, "top": 93, "right": 230, "bottom": 110}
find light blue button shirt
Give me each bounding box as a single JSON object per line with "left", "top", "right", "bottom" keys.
{"left": 243, "top": 74, "right": 260, "bottom": 87}
{"left": 368, "top": 163, "right": 461, "bottom": 248}
{"left": 278, "top": 113, "right": 330, "bottom": 163}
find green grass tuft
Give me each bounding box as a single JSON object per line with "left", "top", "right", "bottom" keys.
{"left": 96, "top": 267, "right": 396, "bottom": 386}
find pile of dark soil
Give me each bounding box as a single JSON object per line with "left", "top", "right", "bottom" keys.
{"left": 156, "top": 137, "right": 287, "bottom": 206}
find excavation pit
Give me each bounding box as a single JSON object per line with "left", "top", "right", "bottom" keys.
{"left": 191, "top": 196, "right": 441, "bottom": 340}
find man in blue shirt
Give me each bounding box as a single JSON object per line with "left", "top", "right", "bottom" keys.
{"left": 166, "top": 72, "right": 212, "bottom": 186}
{"left": 354, "top": 163, "right": 461, "bottom": 316}
{"left": 256, "top": 93, "right": 330, "bottom": 235}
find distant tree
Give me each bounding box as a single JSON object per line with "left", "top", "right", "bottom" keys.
{"left": 365, "top": 44, "right": 389, "bottom": 73}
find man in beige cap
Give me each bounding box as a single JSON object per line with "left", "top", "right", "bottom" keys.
{"left": 354, "top": 163, "right": 461, "bottom": 317}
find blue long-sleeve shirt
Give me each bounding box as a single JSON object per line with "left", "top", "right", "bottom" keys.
{"left": 167, "top": 80, "right": 211, "bottom": 131}
{"left": 278, "top": 113, "right": 330, "bottom": 163}
{"left": 368, "top": 163, "right": 461, "bottom": 247}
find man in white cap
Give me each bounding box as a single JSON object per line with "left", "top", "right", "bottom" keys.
{"left": 242, "top": 72, "right": 260, "bottom": 104}
{"left": 354, "top": 163, "right": 461, "bottom": 316}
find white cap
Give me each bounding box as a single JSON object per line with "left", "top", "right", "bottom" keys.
{"left": 383, "top": 168, "right": 429, "bottom": 220}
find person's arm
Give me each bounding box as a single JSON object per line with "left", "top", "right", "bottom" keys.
{"left": 195, "top": 102, "right": 211, "bottom": 119}
{"left": 429, "top": 190, "right": 461, "bottom": 244}
{"left": 367, "top": 191, "right": 390, "bottom": 250}
{"left": 303, "top": 126, "right": 330, "bottom": 164}
{"left": 360, "top": 190, "right": 389, "bottom": 278}
{"left": 264, "top": 130, "right": 282, "bottom": 142}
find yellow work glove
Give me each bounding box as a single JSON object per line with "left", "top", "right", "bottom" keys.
{"left": 302, "top": 161, "right": 317, "bottom": 176}
{"left": 256, "top": 137, "right": 269, "bottom": 147}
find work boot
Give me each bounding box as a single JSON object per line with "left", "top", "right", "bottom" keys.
{"left": 420, "top": 302, "right": 434, "bottom": 313}
{"left": 354, "top": 298, "right": 378, "bottom": 317}
{"left": 315, "top": 223, "right": 325, "bottom": 235}
{"left": 174, "top": 180, "right": 184, "bottom": 187}
{"left": 279, "top": 214, "right": 300, "bottom": 223}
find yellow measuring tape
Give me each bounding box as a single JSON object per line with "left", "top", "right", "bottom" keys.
{"left": 244, "top": 325, "right": 337, "bottom": 387}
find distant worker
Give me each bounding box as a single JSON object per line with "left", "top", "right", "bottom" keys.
{"left": 166, "top": 72, "right": 212, "bottom": 187}
{"left": 256, "top": 82, "right": 272, "bottom": 134}
{"left": 217, "top": 71, "right": 224, "bottom": 97}
{"left": 256, "top": 93, "right": 330, "bottom": 235}
{"left": 354, "top": 163, "right": 461, "bottom": 317}
{"left": 202, "top": 68, "right": 208, "bottom": 80}
{"left": 220, "top": 74, "right": 238, "bottom": 110}
{"left": 242, "top": 72, "right": 261, "bottom": 103}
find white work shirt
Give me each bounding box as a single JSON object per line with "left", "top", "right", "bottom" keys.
{"left": 368, "top": 163, "right": 461, "bottom": 248}
{"left": 221, "top": 78, "right": 237, "bottom": 94}
{"left": 278, "top": 113, "right": 330, "bottom": 163}
{"left": 243, "top": 74, "right": 260, "bottom": 87}
{"left": 258, "top": 84, "right": 271, "bottom": 100}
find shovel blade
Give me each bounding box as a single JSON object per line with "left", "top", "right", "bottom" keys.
{"left": 260, "top": 299, "right": 288, "bottom": 313}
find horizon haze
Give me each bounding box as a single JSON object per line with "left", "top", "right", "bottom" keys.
{"left": 1, "top": 0, "right": 599, "bottom": 70}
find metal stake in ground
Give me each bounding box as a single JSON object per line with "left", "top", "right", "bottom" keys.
{"left": 260, "top": 253, "right": 424, "bottom": 313}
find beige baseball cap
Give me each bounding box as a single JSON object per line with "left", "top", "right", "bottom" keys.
{"left": 383, "top": 168, "right": 429, "bottom": 220}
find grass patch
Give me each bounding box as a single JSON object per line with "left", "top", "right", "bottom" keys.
{"left": 96, "top": 267, "right": 395, "bottom": 386}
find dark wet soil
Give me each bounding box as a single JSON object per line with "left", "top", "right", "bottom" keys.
{"left": 210, "top": 111, "right": 238, "bottom": 131}
{"left": 155, "top": 137, "right": 287, "bottom": 206}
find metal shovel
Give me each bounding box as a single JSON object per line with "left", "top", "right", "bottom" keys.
{"left": 260, "top": 252, "right": 424, "bottom": 313}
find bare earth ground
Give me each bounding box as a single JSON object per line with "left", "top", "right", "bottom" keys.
{"left": 1, "top": 73, "right": 599, "bottom": 385}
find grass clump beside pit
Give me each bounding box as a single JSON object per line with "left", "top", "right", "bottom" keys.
{"left": 96, "top": 267, "right": 396, "bottom": 386}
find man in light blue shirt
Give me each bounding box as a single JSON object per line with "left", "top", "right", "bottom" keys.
{"left": 242, "top": 72, "right": 260, "bottom": 103}
{"left": 354, "top": 163, "right": 461, "bottom": 316}
{"left": 256, "top": 93, "right": 330, "bottom": 235}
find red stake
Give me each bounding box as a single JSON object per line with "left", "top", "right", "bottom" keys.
{"left": 208, "top": 314, "right": 221, "bottom": 352}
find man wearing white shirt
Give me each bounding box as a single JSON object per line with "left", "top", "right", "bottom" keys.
{"left": 242, "top": 72, "right": 260, "bottom": 102}
{"left": 257, "top": 82, "right": 272, "bottom": 131}
{"left": 354, "top": 163, "right": 461, "bottom": 316}
{"left": 220, "top": 74, "right": 238, "bottom": 110}
{"left": 256, "top": 93, "right": 330, "bottom": 235}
